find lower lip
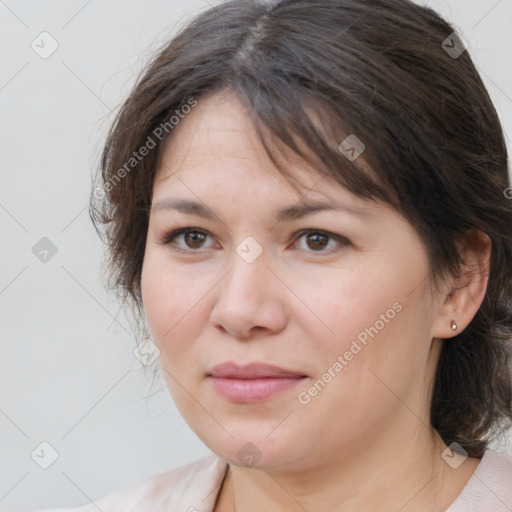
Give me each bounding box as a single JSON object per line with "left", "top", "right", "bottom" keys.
{"left": 209, "top": 376, "right": 306, "bottom": 403}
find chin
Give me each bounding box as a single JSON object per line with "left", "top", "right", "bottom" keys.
{"left": 199, "top": 427, "right": 312, "bottom": 471}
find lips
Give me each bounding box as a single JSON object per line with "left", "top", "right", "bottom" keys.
{"left": 207, "top": 362, "right": 308, "bottom": 403}
{"left": 208, "top": 362, "right": 307, "bottom": 379}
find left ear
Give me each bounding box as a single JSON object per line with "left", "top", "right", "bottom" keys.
{"left": 432, "top": 229, "right": 491, "bottom": 339}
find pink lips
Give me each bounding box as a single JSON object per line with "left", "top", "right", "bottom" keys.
{"left": 207, "top": 362, "right": 307, "bottom": 403}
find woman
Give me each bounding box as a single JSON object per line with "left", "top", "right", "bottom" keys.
{"left": 37, "top": 0, "right": 512, "bottom": 510}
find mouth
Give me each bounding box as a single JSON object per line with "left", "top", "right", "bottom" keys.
{"left": 207, "top": 362, "right": 308, "bottom": 403}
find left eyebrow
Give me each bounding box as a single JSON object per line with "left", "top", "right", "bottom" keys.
{"left": 274, "top": 199, "right": 375, "bottom": 222}
{"left": 150, "top": 198, "right": 375, "bottom": 221}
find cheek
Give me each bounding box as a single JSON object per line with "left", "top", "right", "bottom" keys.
{"left": 309, "top": 279, "right": 432, "bottom": 416}
{"left": 141, "top": 258, "right": 172, "bottom": 335}
{"left": 141, "top": 257, "right": 211, "bottom": 423}
{"left": 292, "top": 264, "right": 394, "bottom": 357}
{"left": 141, "top": 256, "right": 194, "bottom": 345}
{"left": 298, "top": 255, "right": 427, "bottom": 390}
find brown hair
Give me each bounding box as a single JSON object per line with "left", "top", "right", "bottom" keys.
{"left": 90, "top": 0, "right": 512, "bottom": 457}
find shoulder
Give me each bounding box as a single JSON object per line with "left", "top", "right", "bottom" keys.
{"left": 33, "top": 454, "right": 228, "bottom": 512}
{"left": 447, "top": 449, "right": 512, "bottom": 511}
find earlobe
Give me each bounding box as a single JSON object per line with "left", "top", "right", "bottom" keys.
{"left": 432, "top": 230, "right": 491, "bottom": 339}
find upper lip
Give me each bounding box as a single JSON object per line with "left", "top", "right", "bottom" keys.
{"left": 208, "top": 362, "right": 307, "bottom": 379}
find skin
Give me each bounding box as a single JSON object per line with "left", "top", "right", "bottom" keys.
{"left": 141, "top": 89, "right": 490, "bottom": 511}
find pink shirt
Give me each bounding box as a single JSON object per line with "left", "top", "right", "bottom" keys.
{"left": 34, "top": 449, "right": 512, "bottom": 511}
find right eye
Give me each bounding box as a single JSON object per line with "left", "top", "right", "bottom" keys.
{"left": 156, "top": 227, "right": 215, "bottom": 252}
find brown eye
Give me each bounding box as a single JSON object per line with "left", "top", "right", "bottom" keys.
{"left": 158, "top": 227, "right": 214, "bottom": 252}
{"left": 183, "top": 230, "right": 207, "bottom": 248}
{"left": 305, "top": 232, "right": 329, "bottom": 251}
{"left": 293, "top": 229, "right": 349, "bottom": 253}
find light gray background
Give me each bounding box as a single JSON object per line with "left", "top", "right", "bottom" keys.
{"left": 1, "top": 1, "right": 511, "bottom": 510}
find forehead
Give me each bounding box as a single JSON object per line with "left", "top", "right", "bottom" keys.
{"left": 155, "top": 90, "right": 278, "bottom": 181}
{"left": 152, "top": 90, "right": 386, "bottom": 221}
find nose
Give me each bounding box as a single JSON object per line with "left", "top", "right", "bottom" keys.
{"left": 209, "top": 246, "right": 287, "bottom": 340}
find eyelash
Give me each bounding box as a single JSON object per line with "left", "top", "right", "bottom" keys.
{"left": 156, "top": 226, "right": 349, "bottom": 255}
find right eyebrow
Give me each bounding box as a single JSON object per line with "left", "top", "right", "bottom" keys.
{"left": 151, "top": 198, "right": 216, "bottom": 219}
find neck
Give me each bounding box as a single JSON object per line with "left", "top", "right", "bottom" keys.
{"left": 215, "top": 425, "right": 480, "bottom": 512}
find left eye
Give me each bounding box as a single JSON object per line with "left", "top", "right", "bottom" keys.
{"left": 292, "top": 230, "right": 348, "bottom": 253}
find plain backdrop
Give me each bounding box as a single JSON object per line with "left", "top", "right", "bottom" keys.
{"left": 1, "top": 1, "right": 511, "bottom": 510}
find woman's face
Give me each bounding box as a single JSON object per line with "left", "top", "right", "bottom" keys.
{"left": 141, "top": 90, "right": 446, "bottom": 471}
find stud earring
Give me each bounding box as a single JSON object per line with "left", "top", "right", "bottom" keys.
{"left": 451, "top": 319, "right": 457, "bottom": 331}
